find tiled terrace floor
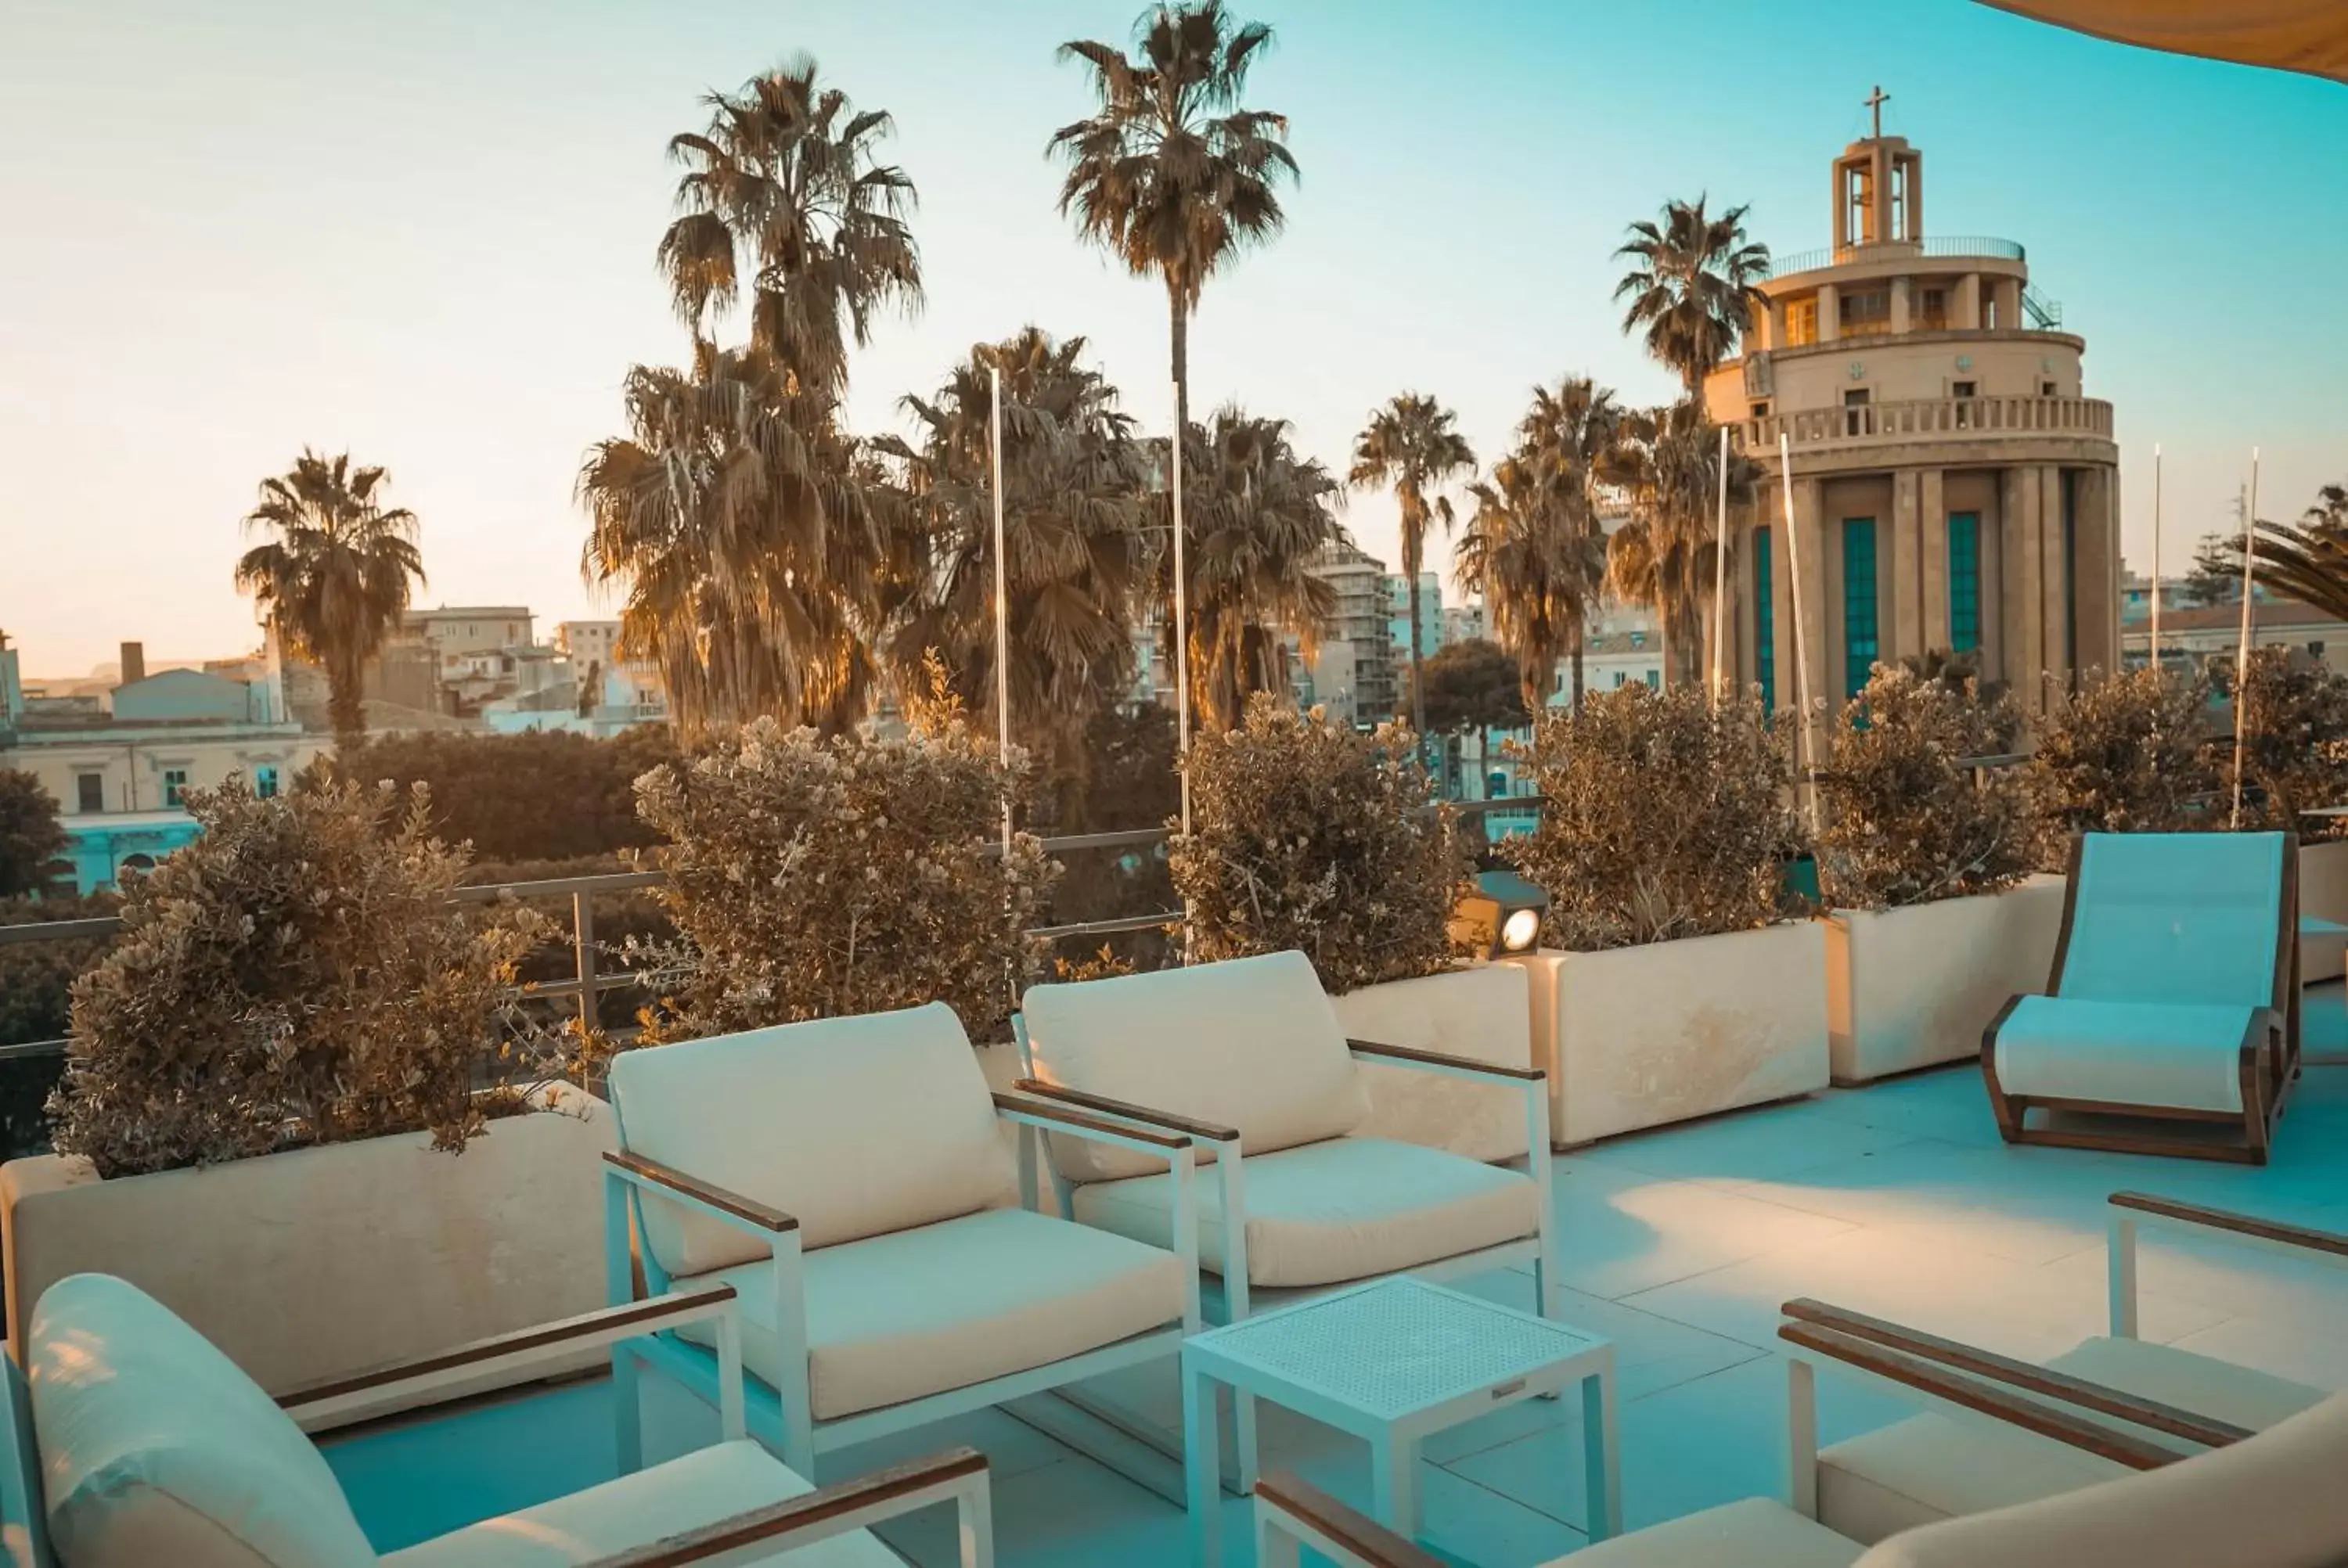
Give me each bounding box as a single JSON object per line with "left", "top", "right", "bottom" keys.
{"left": 327, "top": 990, "right": 2348, "bottom": 1565}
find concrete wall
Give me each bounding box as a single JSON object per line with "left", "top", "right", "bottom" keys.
{"left": 109, "top": 670, "right": 254, "bottom": 723}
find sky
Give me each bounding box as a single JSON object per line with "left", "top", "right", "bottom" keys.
{"left": 2, "top": 0, "right": 2343, "bottom": 678}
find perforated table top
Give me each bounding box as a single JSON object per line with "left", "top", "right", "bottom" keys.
{"left": 1186, "top": 1276, "right": 1608, "bottom": 1422}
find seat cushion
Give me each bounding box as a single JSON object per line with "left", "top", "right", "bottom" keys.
{"left": 1070, "top": 1136, "right": 1538, "bottom": 1288}
{"left": 1561, "top": 1498, "right": 1862, "bottom": 1568}
{"left": 1818, "top": 1332, "right": 2325, "bottom": 1545}
{"left": 26, "top": 1274, "right": 376, "bottom": 1568}
{"left": 675, "top": 1207, "right": 1186, "bottom": 1420}
{"left": 1020, "top": 951, "right": 1370, "bottom": 1182}
{"left": 608, "top": 1002, "right": 1017, "bottom": 1278}
{"left": 1991, "top": 994, "right": 2260, "bottom": 1113}
{"left": 382, "top": 1438, "right": 902, "bottom": 1566}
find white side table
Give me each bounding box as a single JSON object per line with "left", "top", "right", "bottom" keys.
{"left": 1182, "top": 1275, "right": 1619, "bottom": 1566}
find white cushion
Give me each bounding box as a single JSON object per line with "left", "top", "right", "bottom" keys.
{"left": 608, "top": 1003, "right": 1017, "bottom": 1278}
{"left": 1820, "top": 1334, "right": 2323, "bottom": 1545}
{"left": 2058, "top": 832, "right": 2286, "bottom": 1007}
{"left": 1070, "top": 1135, "right": 1538, "bottom": 1288}
{"left": 1993, "top": 995, "right": 2260, "bottom": 1112}
{"left": 26, "top": 1274, "right": 375, "bottom": 1568}
{"left": 1854, "top": 1388, "right": 2348, "bottom": 1568}
{"left": 1019, "top": 951, "right": 1370, "bottom": 1182}
{"left": 675, "top": 1207, "right": 1186, "bottom": 1420}
{"left": 382, "top": 1438, "right": 900, "bottom": 1566}
{"left": 1559, "top": 1498, "right": 1862, "bottom": 1568}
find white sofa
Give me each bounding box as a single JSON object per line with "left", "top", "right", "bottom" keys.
{"left": 602, "top": 1002, "right": 1200, "bottom": 1487}
{"left": 5, "top": 1271, "right": 992, "bottom": 1567}
{"left": 1982, "top": 831, "right": 2299, "bottom": 1163}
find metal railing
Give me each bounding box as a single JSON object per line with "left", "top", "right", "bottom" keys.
{"left": 1739, "top": 394, "right": 2112, "bottom": 452}
{"left": 1763, "top": 236, "right": 2026, "bottom": 280}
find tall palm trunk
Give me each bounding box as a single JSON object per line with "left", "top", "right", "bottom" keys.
{"left": 327, "top": 648, "right": 366, "bottom": 752}
{"left": 1406, "top": 569, "right": 1426, "bottom": 735}
{"left": 1570, "top": 640, "right": 1586, "bottom": 710}
{"left": 1167, "top": 285, "right": 1190, "bottom": 441}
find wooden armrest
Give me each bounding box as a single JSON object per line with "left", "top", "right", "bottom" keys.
{"left": 605, "top": 1150, "right": 798, "bottom": 1233}
{"left": 1782, "top": 1299, "right": 2252, "bottom": 1448}
{"left": 1253, "top": 1470, "right": 1448, "bottom": 1568}
{"left": 2109, "top": 1192, "right": 2348, "bottom": 1260}
{"left": 579, "top": 1447, "right": 989, "bottom": 1567}
{"left": 279, "top": 1284, "right": 736, "bottom": 1413}
{"left": 991, "top": 1091, "right": 1192, "bottom": 1153}
{"left": 1780, "top": 1322, "right": 2190, "bottom": 1470}
{"left": 1010, "top": 1078, "right": 1241, "bottom": 1143}
{"left": 1347, "top": 1038, "right": 1546, "bottom": 1083}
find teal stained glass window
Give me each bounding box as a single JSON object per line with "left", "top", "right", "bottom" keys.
{"left": 1948, "top": 512, "right": 1981, "bottom": 653}
{"left": 1754, "top": 527, "right": 1774, "bottom": 710}
{"left": 1842, "top": 518, "right": 1878, "bottom": 697}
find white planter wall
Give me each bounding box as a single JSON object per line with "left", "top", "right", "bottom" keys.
{"left": 0, "top": 1088, "right": 613, "bottom": 1414}
{"left": 1332, "top": 963, "right": 1534, "bottom": 1162}
{"left": 1513, "top": 922, "right": 1829, "bottom": 1145}
{"left": 1824, "top": 875, "right": 2065, "bottom": 1084}
{"left": 2299, "top": 840, "right": 2348, "bottom": 984}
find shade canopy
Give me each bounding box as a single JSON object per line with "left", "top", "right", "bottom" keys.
{"left": 1982, "top": 1, "right": 2348, "bottom": 83}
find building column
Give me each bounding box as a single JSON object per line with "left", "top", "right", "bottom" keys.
{"left": 1957, "top": 274, "right": 1982, "bottom": 330}
{"left": 2040, "top": 467, "right": 2072, "bottom": 699}
{"left": 1818, "top": 282, "right": 1841, "bottom": 343}
{"left": 1921, "top": 469, "right": 1950, "bottom": 655}
{"left": 2000, "top": 467, "right": 2044, "bottom": 711}
{"left": 1993, "top": 277, "right": 2022, "bottom": 331}
{"left": 1770, "top": 481, "right": 1795, "bottom": 712}
{"left": 1890, "top": 469, "right": 1925, "bottom": 664}
{"left": 1891, "top": 276, "right": 1912, "bottom": 336}
{"left": 1794, "top": 477, "right": 1831, "bottom": 734}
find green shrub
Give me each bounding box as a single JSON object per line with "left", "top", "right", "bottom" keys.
{"left": 50, "top": 781, "right": 569, "bottom": 1178}
{"left": 1817, "top": 667, "right": 2034, "bottom": 908}
{"left": 1170, "top": 693, "right": 1470, "bottom": 992}
{"left": 628, "top": 708, "right": 1056, "bottom": 1045}
{"left": 0, "top": 894, "right": 119, "bottom": 1160}
{"left": 1507, "top": 682, "right": 1802, "bottom": 948}
{"left": 2024, "top": 667, "right": 2217, "bottom": 854}
{"left": 327, "top": 728, "right": 678, "bottom": 861}
{"left": 2221, "top": 647, "right": 2348, "bottom": 838}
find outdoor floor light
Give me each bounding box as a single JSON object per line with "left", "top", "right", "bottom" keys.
{"left": 1452, "top": 869, "right": 1550, "bottom": 958}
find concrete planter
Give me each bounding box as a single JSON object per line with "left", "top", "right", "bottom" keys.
{"left": 2299, "top": 840, "right": 2348, "bottom": 984}
{"left": 1332, "top": 963, "right": 1535, "bottom": 1162}
{"left": 0, "top": 1087, "right": 613, "bottom": 1416}
{"left": 1513, "top": 922, "right": 1830, "bottom": 1145}
{"left": 1824, "top": 875, "right": 2065, "bottom": 1085}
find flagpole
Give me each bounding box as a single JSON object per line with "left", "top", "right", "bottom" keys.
{"left": 2230, "top": 446, "right": 2260, "bottom": 829}
{"left": 1779, "top": 434, "right": 1820, "bottom": 836}
{"left": 989, "top": 365, "right": 1012, "bottom": 854}
{"left": 1711, "top": 423, "right": 1730, "bottom": 709}
{"left": 2148, "top": 444, "right": 2163, "bottom": 670}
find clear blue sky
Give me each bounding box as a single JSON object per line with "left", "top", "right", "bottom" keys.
{"left": 2, "top": 0, "right": 2341, "bottom": 675}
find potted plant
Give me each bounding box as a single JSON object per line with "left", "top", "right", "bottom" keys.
{"left": 1504, "top": 682, "right": 1824, "bottom": 1144}
{"left": 2022, "top": 664, "right": 2217, "bottom": 850}
{"left": 3, "top": 779, "right": 609, "bottom": 1405}
{"left": 2221, "top": 647, "right": 2348, "bottom": 980}
{"left": 1166, "top": 694, "right": 1529, "bottom": 1160}
{"left": 1816, "top": 666, "right": 2061, "bottom": 1083}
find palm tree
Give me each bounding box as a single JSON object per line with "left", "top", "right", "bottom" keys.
{"left": 1348, "top": 394, "right": 1476, "bottom": 739}
{"left": 1172, "top": 408, "right": 1341, "bottom": 729}
{"left": 1458, "top": 454, "right": 1603, "bottom": 716}
{"left": 658, "top": 57, "right": 922, "bottom": 390}
{"left": 1614, "top": 197, "right": 1770, "bottom": 401}
{"left": 1048, "top": 1, "right": 1297, "bottom": 437}
{"left": 1603, "top": 404, "right": 1756, "bottom": 689}
{"left": 1514, "top": 376, "right": 1623, "bottom": 707}
{"left": 578, "top": 346, "right": 887, "bottom": 737}
{"left": 2245, "top": 480, "right": 2348, "bottom": 620}
{"left": 873, "top": 328, "right": 1154, "bottom": 770}
{"left": 234, "top": 450, "right": 424, "bottom": 748}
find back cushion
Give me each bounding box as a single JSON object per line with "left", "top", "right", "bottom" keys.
{"left": 1020, "top": 951, "right": 1370, "bottom": 1182}
{"left": 1857, "top": 1387, "right": 2348, "bottom": 1568}
{"left": 2061, "top": 832, "right": 2287, "bottom": 1008}
{"left": 608, "top": 1002, "right": 1017, "bottom": 1278}
{"left": 27, "top": 1274, "right": 375, "bottom": 1568}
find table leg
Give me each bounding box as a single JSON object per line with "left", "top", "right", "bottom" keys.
{"left": 1183, "top": 1355, "right": 1222, "bottom": 1568}
{"left": 1253, "top": 1501, "right": 1302, "bottom": 1568}
{"left": 1234, "top": 1387, "right": 1262, "bottom": 1494}
{"left": 1370, "top": 1431, "right": 1421, "bottom": 1541}
{"left": 1582, "top": 1361, "right": 1622, "bottom": 1541}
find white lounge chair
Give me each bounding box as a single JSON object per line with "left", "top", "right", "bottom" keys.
{"left": 601, "top": 1002, "right": 1200, "bottom": 1493}
{"left": 3, "top": 1271, "right": 992, "bottom": 1567}
{"left": 1014, "top": 950, "right": 1558, "bottom": 1487}
{"left": 1982, "top": 830, "right": 2299, "bottom": 1163}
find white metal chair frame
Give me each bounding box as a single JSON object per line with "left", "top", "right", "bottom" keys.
{"left": 603, "top": 1090, "right": 1203, "bottom": 1488}
{"left": 1012, "top": 1024, "right": 1561, "bottom": 1491}
{"left": 2, "top": 1282, "right": 996, "bottom": 1568}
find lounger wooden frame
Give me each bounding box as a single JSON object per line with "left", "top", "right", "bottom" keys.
{"left": 1980, "top": 833, "right": 2302, "bottom": 1164}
